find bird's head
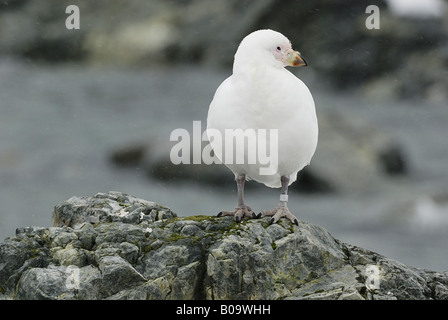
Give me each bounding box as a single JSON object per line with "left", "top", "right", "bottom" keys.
{"left": 234, "top": 29, "right": 307, "bottom": 72}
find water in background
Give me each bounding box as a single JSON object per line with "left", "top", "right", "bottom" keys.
{"left": 1, "top": 58, "right": 447, "bottom": 271}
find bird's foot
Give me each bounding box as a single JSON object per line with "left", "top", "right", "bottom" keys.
{"left": 257, "top": 206, "right": 298, "bottom": 226}
{"left": 217, "top": 205, "right": 256, "bottom": 223}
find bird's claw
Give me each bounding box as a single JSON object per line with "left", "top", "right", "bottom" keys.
{"left": 257, "top": 207, "right": 298, "bottom": 226}
{"left": 217, "top": 205, "right": 254, "bottom": 223}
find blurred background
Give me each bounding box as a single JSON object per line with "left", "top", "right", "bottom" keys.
{"left": 0, "top": 0, "right": 447, "bottom": 271}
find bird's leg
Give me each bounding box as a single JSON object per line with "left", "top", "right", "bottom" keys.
{"left": 217, "top": 174, "right": 255, "bottom": 222}
{"left": 257, "top": 176, "right": 299, "bottom": 226}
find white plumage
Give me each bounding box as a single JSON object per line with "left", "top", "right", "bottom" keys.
{"left": 206, "top": 29, "right": 318, "bottom": 224}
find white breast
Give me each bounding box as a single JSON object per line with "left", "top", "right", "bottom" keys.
{"left": 207, "top": 67, "right": 318, "bottom": 188}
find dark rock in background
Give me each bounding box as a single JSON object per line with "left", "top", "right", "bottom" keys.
{"left": 109, "top": 143, "right": 147, "bottom": 167}
{"left": 378, "top": 143, "right": 408, "bottom": 175}
{"left": 1, "top": 0, "right": 447, "bottom": 100}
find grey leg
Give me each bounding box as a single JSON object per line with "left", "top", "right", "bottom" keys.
{"left": 257, "top": 176, "right": 299, "bottom": 226}
{"left": 217, "top": 174, "right": 255, "bottom": 223}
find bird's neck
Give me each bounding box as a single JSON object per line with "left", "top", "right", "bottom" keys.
{"left": 233, "top": 63, "right": 285, "bottom": 93}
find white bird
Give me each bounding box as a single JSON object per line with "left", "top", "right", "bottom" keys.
{"left": 206, "top": 29, "right": 318, "bottom": 225}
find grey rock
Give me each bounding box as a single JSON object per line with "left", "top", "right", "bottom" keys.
{"left": 76, "top": 265, "right": 103, "bottom": 300}
{"left": 53, "top": 245, "right": 87, "bottom": 267}
{"left": 16, "top": 265, "right": 74, "bottom": 300}
{"left": 1, "top": 191, "right": 447, "bottom": 300}
{"left": 52, "top": 191, "right": 177, "bottom": 228}
{"left": 98, "top": 255, "right": 147, "bottom": 297}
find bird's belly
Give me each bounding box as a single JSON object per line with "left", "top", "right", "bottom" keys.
{"left": 278, "top": 120, "right": 318, "bottom": 170}
{"left": 212, "top": 114, "right": 318, "bottom": 188}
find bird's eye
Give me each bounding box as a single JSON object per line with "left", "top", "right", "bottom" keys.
{"left": 276, "top": 46, "right": 281, "bottom": 51}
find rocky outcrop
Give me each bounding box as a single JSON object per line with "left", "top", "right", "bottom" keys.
{"left": 1, "top": 191, "right": 447, "bottom": 300}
